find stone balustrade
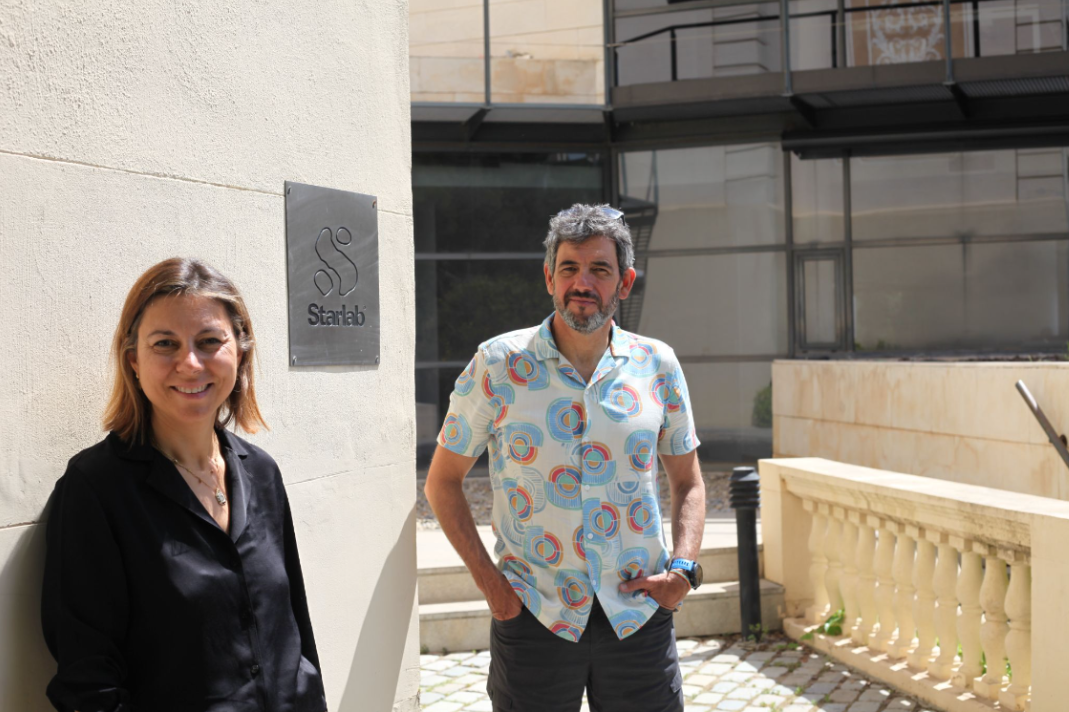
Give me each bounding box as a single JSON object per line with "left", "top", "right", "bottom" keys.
{"left": 761, "top": 457, "right": 1069, "bottom": 712}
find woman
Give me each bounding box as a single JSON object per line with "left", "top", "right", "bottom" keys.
{"left": 42, "top": 258, "right": 327, "bottom": 712}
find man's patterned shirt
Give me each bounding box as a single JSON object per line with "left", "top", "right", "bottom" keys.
{"left": 437, "top": 314, "right": 700, "bottom": 642}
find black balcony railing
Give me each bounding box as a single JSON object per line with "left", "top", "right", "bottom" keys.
{"left": 613, "top": 0, "right": 1061, "bottom": 87}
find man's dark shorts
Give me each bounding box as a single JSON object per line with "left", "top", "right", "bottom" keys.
{"left": 487, "top": 598, "right": 683, "bottom": 712}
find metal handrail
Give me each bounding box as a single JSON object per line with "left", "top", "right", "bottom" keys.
{"left": 613, "top": 0, "right": 1018, "bottom": 83}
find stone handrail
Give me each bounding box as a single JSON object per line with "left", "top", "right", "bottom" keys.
{"left": 760, "top": 457, "right": 1069, "bottom": 712}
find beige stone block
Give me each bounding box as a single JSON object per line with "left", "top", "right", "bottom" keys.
{"left": 851, "top": 361, "right": 893, "bottom": 428}
{"left": 772, "top": 414, "right": 806, "bottom": 457}
{"left": 966, "top": 365, "right": 1034, "bottom": 443}
{"left": 1030, "top": 515, "right": 1069, "bottom": 712}
{"left": 759, "top": 460, "right": 814, "bottom": 616}
{"left": 410, "top": 4, "right": 485, "bottom": 45}
{"left": 414, "top": 56, "right": 485, "bottom": 94}
{"left": 817, "top": 361, "right": 857, "bottom": 425}
{"left": 794, "top": 363, "right": 822, "bottom": 420}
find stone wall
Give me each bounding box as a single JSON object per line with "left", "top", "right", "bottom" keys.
{"left": 0, "top": 1, "right": 418, "bottom": 710}
{"left": 773, "top": 361, "right": 1069, "bottom": 500}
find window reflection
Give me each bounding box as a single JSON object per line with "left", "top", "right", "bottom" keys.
{"left": 854, "top": 240, "right": 1069, "bottom": 351}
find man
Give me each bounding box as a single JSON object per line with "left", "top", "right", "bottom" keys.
{"left": 425, "top": 204, "right": 705, "bottom": 712}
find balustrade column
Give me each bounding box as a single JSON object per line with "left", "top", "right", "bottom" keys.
{"left": 999, "top": 555, "right": 1031, "bottom": 712}
{"left": 887, "top": 523, "right": 916, "bottom": 659}
{"left": 951, "top": 538, "right": 983, "bottom": 689}
{"left": 804, "top": 500, "right": 830, "bottom": 625}
{"left": 972, "top": 545, "right": 1008, "bottom": 700}
{"left": 870, "top": 519, "right": 898, "bottom": 652}
{"left": 908, "top": 528, "right": 937, "bottom": 670}
{"left": 928, "top": 533, "right": 960, "bottom": 680}
{"left": 840, "top": 511, "right": 860, "bottom": 638}
{"left": 824, "top": 506, "right": 844, "bottom": 615}
{"left": 853, "top": 515, "right": 878, "bottom": 645}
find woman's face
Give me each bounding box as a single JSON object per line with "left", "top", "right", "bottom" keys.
{"left": 129, "top": 294, "right": 240, "bottom": 434}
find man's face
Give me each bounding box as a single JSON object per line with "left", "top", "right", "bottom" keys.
{"left": 544, "top": 235, "right": 636, "bottom": 334}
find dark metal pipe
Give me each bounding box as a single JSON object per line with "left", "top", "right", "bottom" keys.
{"left": 1016, "top": 380, "right": 1069, "bottom": 473}
{"left": 730, "top": 466, "right": 762, "bottom": 639}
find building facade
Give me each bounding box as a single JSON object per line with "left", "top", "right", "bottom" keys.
{"left": 411, "top": 0, "right": 1069, "bottom": 464}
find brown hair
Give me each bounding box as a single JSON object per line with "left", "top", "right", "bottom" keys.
{"left": 104, "top": 257, "right": 267, "bottom": 443}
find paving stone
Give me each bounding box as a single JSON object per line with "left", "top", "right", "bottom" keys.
{"left": 423, "top": 702, "right": 463, "bottom": 712}
{"left": 693, "top": 692, "right": 724, "bottom": 705}
{"left": 443, "top": 690, "right": 482, "bottom": 704}
{"left": 846, "top": 703, "right": 880, "bottom": 712}
{"left": 714, "top": 701, "right": 748, "bottom": 711}
{"left": 735, "top": 661, "right": 762, "bottom": 672}
{"left": 724, "top": 671, "right": 756, "bottom": 683}
{"left": 467, "top": 702, "right": 493, "bottom": 712}
{"left": 760, "top": 665, "right": 788, "bottom": 678}
{"left": 684, "top": 673, "right": 716, "bottom": 686}
{"left": 859, "top": 688, "right": 892, "bottom": 701}
{"left": 440, "top": 667, "right": 471, "bottom": 678}
{"left": 420, "top": 692, "right": 443, "bottom": 705}
{"left": 699, "top": 662, "right": 734, "bottom": 675}
{"left": 712, "top": 681, "right": 738, "bottom": 694}
{"left": 830, "top": 688, "right": 859, "bottom": 702}
{"left": 423, "top": 659, "right": 457, "bottom": 672}
{"left": 445, "top": 652, "right": 476, "bottom": 661}
{"left": 433, "top": 683, "right": 465, "bottom": 695}
{"left": 681, "top": 684, "right": 704, "bottom": 698}
{"left": 727, "top": 686, "right": 762, "bottom": 700}
{"left": 886, "top": 699, "right": 916, "bottom": 709}
{"left": 747, "top": 652, "right": 775, "bottom": 662}
{"left": 805, "top": 681, "right": 836, "bottom": 694}
{"left": 819, "top": 671, "right": 846, "bottom": 682}
{"left": 752, "top": 693, "right": 786, "bottom": 706}
{"left": 420, "top": 673, "right": 449, "bottom": 688}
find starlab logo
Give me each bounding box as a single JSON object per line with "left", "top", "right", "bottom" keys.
{"left": 308, "top": 227, "right": 366, "bottom": 327}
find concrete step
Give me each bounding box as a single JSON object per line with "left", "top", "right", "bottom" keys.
{"left": 417, "top": 516, "right": 763, "bottom": 606}
{"left": 419, "top": 578, "right": 785, "bottom": 654}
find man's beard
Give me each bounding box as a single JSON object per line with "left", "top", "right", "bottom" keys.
{"left": 553, "top": 286, "right": 621, "bottom": 334}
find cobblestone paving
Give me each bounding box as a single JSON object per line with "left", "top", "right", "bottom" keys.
{"left": 419, "top": 635, "right": 931, "bottom": 712}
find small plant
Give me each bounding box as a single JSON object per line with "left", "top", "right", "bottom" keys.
{"left": 794, "top": 685, "right": 805, "bottom": 695}
{"left": 420, "top": 644, "right": 429, "bottom": 655}
{"left": 801, "top": 608, "right": 845, "bottom": 640}
{"left": 747, "top": 622, "right": 770, "bottom": 642}
{"left": 821, "top": 692, "right": 832, "bottom": 704}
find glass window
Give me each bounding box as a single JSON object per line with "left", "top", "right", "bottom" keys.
{"left": 489, "top": 0, "right": 606, "bottom": 104}
{"left": 682, "top": 361, "right": 775, "bottom": 461}
{"left": 853, "top": 240, "right": 1069, "bottom": 351}
{"left": 790, "top": 0, "right": 837, "bottom": 70}
{"left": 851, "top": 150, "right": 1069, "bottom": 243}
{"left": 844, "top": 0, "right": 972, "bottom": 67}
{"left": 418, "top": 259, "right": 551, "bottom": 363}
{"left": 635, "top": 252, "right": 789, "bottom": 356}
{"left": 791, "top": 155, "right": 844, "bottom": 244}
{"left": 802, "top": 257, "right": 839, "bottom": 346}
{"left": 410, "top": 0, "right": 487, "bottom": 102}
{"left": 975, "top": 0, "right": 1065, "bottom": 57}
{"left": 619, "top": 144, "right": 786, "bottom": 249}
{"left": 614, "top": 5, "right": 782, "bottom": 86}
{"left": 414, "top": 152, "right": 604, "bottom": 254}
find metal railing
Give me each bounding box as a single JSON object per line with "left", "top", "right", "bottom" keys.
{"left": 612, "top": 0, "right": 1061, "bottom": 88}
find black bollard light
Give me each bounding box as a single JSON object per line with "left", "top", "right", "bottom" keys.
{"left": 730, "top": 466, "right": 762, "bottom": 639}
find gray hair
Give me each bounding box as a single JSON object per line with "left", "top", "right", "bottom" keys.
{"left": 543, "top": 203, "right": 635, "bottom": 274}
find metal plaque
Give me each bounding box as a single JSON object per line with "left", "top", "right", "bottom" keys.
{"left": 285, "top": 181, "right": 380, "bottom": 366}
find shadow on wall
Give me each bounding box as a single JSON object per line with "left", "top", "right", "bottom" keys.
{"left": 338, "top": 506, "right": 418, "bottom": 712}
{"left": 0, "top": 503, "right": 55, "bottom": 712}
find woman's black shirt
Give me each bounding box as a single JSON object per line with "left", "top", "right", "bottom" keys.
{"left": 41, "top": 430, "right": 327, "bottom": 712}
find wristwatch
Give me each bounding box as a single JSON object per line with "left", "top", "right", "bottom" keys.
{"left": 669, "top": 558, "right": 703, "bottom": 590}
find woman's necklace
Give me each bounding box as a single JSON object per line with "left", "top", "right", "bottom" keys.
{"left": 154, "top": 437, "right": 228, "bottom": 506}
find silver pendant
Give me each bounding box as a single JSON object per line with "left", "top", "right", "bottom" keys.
{"left": 215, "top": 489, "right": 228, "bottom": 506}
